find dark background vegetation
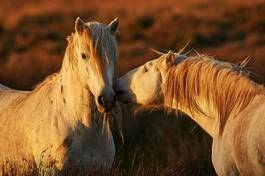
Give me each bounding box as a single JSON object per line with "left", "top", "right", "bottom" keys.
{"left": 0, "top": 0, "right": 265, "bottom": 175}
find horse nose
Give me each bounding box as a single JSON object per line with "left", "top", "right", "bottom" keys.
{"left": 98, "top": 93, "right": 116, "bottom": 112}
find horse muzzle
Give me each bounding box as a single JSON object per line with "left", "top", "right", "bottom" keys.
{"left": 113, "top": 80, "right": 135, "bottom": 104}
{"left": 97, "top": 93, "right": 116, "bottom": 113}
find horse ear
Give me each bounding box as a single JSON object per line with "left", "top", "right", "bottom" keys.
{"left": 108, "top": 17, "right": 119, "bottom": 35}
{"left": 163, "top": 50, "right": 176, "bottom": 68}
{"left": 75, "top": 17, "right": 86, "bottom": 35}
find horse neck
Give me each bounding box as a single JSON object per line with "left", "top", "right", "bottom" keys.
{"left": 173, "top": 99, "right": 217, "bottom": 137}
{"left": 170, "top": 80, "right": 261, "bottom": 137}
{"left": 58, "top": 44, "right": 94, "bottom": 127}
{"left": 165, "top": 58, "right": 265, "bottom": 137}
{"left": 177, "top": 90, "right": 264, "bottom": 138}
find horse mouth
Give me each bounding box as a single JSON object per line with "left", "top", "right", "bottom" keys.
{"left": 96, "top": 100, "right": 116, "bottom": 113}
{"left": 113, "top": 82, "right": 135, "bottom": 104}
{"left": 96, "top": 104, "right": 113, "bottom": 113}
{"left": 95, "top": 93, "right": 116, "bottom": 113}
{"left": 114, "top": 90, "right": 134, "bottom": 104}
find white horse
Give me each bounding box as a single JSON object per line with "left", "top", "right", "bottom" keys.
{"left": 0, "top": 17, "right": 123, "bottom": 174}
{"left": 114, "top": 51, "right": 265, "bottom": 175}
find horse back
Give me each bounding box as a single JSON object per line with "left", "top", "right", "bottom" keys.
{"left": 0, "top": 86, "right": 30, "bottom": 112}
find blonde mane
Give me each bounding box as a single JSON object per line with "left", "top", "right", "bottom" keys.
{"left": 164, "top": 55, "right": 265, "bottom": 135}
{"left": 88, "top": 22, "right": 118, "bottom": 61}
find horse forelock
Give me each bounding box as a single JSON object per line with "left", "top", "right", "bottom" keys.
{"left": 88, "top": 23, "right": 118, "bottom": 82}
{"left": 66, "top": 23, "right": 117, "bottom": 80}
{"left": 164, "top": 55, "right": 265, "bottom": 135}
{"left": 88, "top": 22, "right": 117, "bottom": 60}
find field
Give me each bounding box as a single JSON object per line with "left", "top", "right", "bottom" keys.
{"left": 0, "top": 0, "right": 265, "bottom": 175}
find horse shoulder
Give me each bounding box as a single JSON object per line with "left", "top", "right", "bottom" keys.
{"left": 30, "top": 115, "right": 75, "bottom": 169}
{"left": 213, "top": 95, "right": 265, "bottom": 175}
{"left": 244, "top": 97, "right": 265, "bottom": 174}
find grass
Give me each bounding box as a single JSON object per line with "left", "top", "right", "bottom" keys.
{"left": 0, "top": 0, "right": 265, "bottom": 175}
{"left": 0, "top": 110, "right": 215, "bottom": 176}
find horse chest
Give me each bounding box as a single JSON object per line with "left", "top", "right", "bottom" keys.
{"left": 212, "top": 110, "right": 265, "bottom": 176}
{"left": 49, "top": 126, "right": 115, "bottom": 171}
{"left": 212, "top": 138, "right": 239, "bottom": 176}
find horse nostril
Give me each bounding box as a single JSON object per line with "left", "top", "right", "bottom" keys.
{"left": 98, "top": 95, "right": 105, "bottom": 106}
{"left": 98, "top": 94, "right": 116, "bottom": 111}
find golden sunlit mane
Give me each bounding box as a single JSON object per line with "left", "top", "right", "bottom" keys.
{"left": 164, "top": 55, "right": 265, "bottom": 135}
{"left": 88, "top": 23, "right": 118, "bottom": 60}
{"left": 33, "top": 73, "right": 59, "bottom": 92}
{"left": 66, "top": 34, "right": 78, "bottom": 67}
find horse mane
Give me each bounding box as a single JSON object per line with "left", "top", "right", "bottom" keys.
{"left": 32, "top": 73, "right": 59, "bottom": 92}
{"left": 164, "top": 54, "right": 265, "bottom": 135}
{"left": 88, "top": 22, "right": 118, "bottom": 61}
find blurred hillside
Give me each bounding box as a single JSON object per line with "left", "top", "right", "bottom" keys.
{"left": 0, "top": 0, "right": 265, "bottom": 175}
{"left": 0, "top": 0, "right": 265, "bottom": 89}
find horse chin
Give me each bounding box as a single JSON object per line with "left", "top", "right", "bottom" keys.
{"left": 114, "top": 87, "right": 137, "bottom": 104}
{"left": 95, "top": 101, "right": 114, "bottom": 113}
{"left": 96, "top": 104, "right": 109, "bottom": 113}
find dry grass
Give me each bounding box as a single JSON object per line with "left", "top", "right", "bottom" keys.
{"left": 0, "top": 0, "right": 265, "bottom": 175}
{"left": 0, "top": 110, "right": 215, "bottom": 176}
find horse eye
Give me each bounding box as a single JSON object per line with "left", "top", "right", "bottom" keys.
{"left": 81, "top": 53, "right": 87, "bottom": 60}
